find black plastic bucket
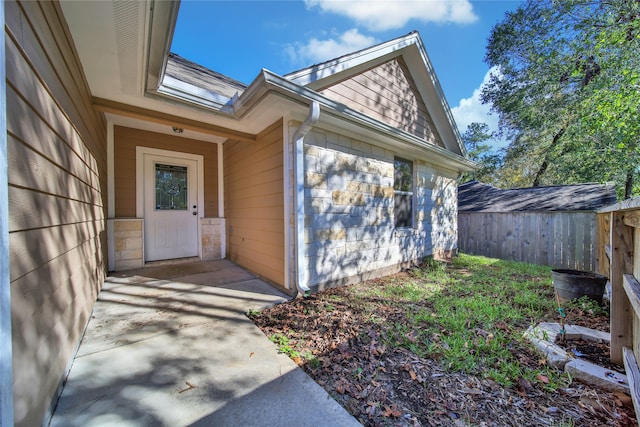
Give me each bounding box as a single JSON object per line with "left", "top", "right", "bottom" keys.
{"left": 551, "top": 269, "right": 608, "bottom": 304}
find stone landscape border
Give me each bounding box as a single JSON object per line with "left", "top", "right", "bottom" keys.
{"left": 524, "top": 322, "right": 629, "bottom": 393}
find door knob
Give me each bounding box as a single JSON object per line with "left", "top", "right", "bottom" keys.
{"left": 193, "top": 211, "right": 197, "bottom": 216}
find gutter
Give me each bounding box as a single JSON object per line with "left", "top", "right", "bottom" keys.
{"left": 291, "top": 101, "right": 320, "bottom": 297}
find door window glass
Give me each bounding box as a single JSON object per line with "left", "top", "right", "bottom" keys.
{"left": 155, "top": 163, "right": 188, "bottom": 210}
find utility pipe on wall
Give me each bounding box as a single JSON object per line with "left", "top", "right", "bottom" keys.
{"left": 292, "top": 101, "right": 320, "bottom": 297}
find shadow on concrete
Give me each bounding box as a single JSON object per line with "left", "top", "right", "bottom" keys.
{"left": 49, "top": 260, "right": 358, "bottom": 426}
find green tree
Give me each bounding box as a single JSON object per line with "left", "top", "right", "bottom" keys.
{"left": 460, "top": 122, "right": 502, "bottom": 185}
{"left": 482, "top": 0, "right": 640, "bottom": 199}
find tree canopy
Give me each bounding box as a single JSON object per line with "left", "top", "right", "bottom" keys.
{"left": 481, "top": 0, "right": 640, "bottom": 199}
{"left": 460, "top": 122, "right": 502, "bottom": 185}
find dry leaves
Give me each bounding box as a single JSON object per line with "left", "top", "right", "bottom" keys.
{"left": 251, "top": 280, "right": 637, "bottom": 427}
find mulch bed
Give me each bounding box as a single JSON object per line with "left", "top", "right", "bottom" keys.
{"left": 559, "top": 338, "right": 625, "bottom": 374}
{"left": 251, "top": 275, "right": 638, "bottom": 426}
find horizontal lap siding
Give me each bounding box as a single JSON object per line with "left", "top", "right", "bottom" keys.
{"left": 6, "top": 1, "right": 107, "bottom": 426}
{"left": 114, "top": 126, "right": 218, "bottom": 218}
{"left": 224, "top": 120, "right": 285, "bottom": 286}
{"left": 320, "top": 58, "right": 444, "bottom": 147}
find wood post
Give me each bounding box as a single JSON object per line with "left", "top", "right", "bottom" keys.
{"left": 596, "top": 213, "right": 611, "bottom": 276}
{"left": 610, "top": 211, "right": 635, "bottom": 364}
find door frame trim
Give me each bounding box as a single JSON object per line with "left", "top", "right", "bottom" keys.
{"left": 136, "top": 146, "right": 205, "bottom": 259}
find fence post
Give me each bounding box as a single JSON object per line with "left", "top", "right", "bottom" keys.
{"left": 596, "top": 213, "right": 611, "bottom": 276}
{"left": 610, "top": 210, "right": 634, "bottom": 364}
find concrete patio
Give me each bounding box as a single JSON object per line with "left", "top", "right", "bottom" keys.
{"left": 49, "top": 259, "right": 360, "bottom": 427}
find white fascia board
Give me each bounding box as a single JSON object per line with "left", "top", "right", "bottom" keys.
{"left": 284, "top": 32, "right": 418, "bottom": 88}
{"left": 145, "top": 0, "right": 180, "bottom": 92}
{"left": 402, "top": 40, "right": 467, "bottom": 157}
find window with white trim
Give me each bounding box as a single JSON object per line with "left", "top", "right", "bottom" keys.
{"left": 394, "top": 157, "right": 414, "bottom": 228}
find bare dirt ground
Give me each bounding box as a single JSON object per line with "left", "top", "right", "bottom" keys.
{"left": 251, "top": 271, "right": 637, "bottom": 427}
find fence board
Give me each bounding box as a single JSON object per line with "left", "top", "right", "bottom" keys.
{"left": 458, "top": 211, "right": 598, "bottom": 271}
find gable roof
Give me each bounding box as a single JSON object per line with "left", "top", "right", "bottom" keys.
{"left": 165, "top": 53, "right": 247, "bottom": 99}
{"left": 458, "top": 181, "right": 618, "bottom": 212}
{"left": 160, "top": 53, "right": 247, "bottom": 109}
{"left": 284, "top": 31, "right": 465, "bottom": 156}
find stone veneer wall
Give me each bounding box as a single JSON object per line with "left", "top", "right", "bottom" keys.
{"left": 301, "top": 127, "right": 458, "bottom": 289}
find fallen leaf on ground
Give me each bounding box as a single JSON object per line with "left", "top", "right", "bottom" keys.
{"left": 536, "top": 374, "right": 550, "bottom": 384}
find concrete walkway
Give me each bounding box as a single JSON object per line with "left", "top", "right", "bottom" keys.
{"left": 49, "top": 259, "right": 360, "bottom": 427}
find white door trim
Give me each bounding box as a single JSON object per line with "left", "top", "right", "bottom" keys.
{"left": 136, "top": 146, "right": 205, "bottom": 259}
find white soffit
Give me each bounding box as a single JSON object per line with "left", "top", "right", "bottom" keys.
{"left": 60, "top": 0, "right": 147, "bottom": 98}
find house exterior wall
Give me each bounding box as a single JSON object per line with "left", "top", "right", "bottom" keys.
{"left": 5, "top": 1, "right": 107, "bottom": 425}
{"left": 113, "top": 126, "right": 219, "bottom": 218}
{"left": 301, "top": 126, "right": 457, "bottom": 290}
{"left": 224, "top": 120, "right": 285, "bottom": 287}
{"left": 319, "top": 58, "right": 444, "bottom": 148}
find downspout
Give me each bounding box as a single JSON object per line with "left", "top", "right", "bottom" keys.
{"left": 292, "top": 101, "right": 320, "bottom": 297}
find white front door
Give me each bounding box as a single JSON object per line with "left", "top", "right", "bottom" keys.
{"left": 143, "top": 153, "right": 199, "bottom": 261}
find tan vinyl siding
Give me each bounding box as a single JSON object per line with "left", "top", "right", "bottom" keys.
{"left": 320, "top": 58, "right": 444, "bottom": 147}
{"left": 224, "top": 120, "right": 285, "bottom": 286}
{"left": 114, "top": 126, "right": 219, "bottom": 218}
{"left": 5, "top": 1, "right": 107, "bottom": 426}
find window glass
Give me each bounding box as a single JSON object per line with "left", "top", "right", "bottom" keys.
{"left": 155, "top": 163, "right": 188, "bottom": 210}
{"left": 394, "top": 158, "right": 413, "bottom": 192}
{"left": 394, "top": 157, "right": 413, "bottom": 228}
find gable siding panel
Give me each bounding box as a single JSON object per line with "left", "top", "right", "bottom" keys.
{"left": 224, "top": 120, "right": 285, "bottom": 287}
{"left": 319, "top": 58, "right": 444, "bottom": 147}
{"left": 324, "top": 77, "right": 437, "bottom": 142}
{"left": 5, "top": 1, "right": 107, "bottom": 426}
{"left": 113, "top": 126, "right": 219, "bottom": 218}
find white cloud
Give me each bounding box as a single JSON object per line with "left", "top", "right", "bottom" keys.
{"left": 305, "top": 0, "right": 478, "bottom": 31}
{"left": 285, "top": 29, "right": 377, "bottom": 65}
{"left": 450, "top": 67, "right": 504, "bottom": 146}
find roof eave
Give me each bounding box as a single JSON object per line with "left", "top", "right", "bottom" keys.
{"left": 234, "top": 69, "right": 475, "bottom": 172}
{"left": 145, "top": 0, "right": 181, "bottom": 93}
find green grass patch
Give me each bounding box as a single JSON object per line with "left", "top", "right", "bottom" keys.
{"left": 360, "top": 254, "right": 563, "bottom": 387}
{"left": 260, "top": 254, "right": 579, "bottom": 389}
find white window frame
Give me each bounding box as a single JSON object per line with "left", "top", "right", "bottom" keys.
{"left": 393, "top": 156, "right": 415, "bottom": 229}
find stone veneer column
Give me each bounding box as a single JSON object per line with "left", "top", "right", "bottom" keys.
{"left": 112, "top": 219, "right": 144, "bottom": 270}
{"left": 201, "top": 218, "right": 225, "bottom": 260}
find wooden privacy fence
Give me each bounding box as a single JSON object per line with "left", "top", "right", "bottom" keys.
{"left": 597, "top": 199, "right": 640, "bottom": 419}
{"left": 458, "top": 211, "right": 598, "bottom": 270}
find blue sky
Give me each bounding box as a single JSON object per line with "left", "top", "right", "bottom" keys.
{"left": 171, "top": 0, "right": 522, "bottom": 140}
